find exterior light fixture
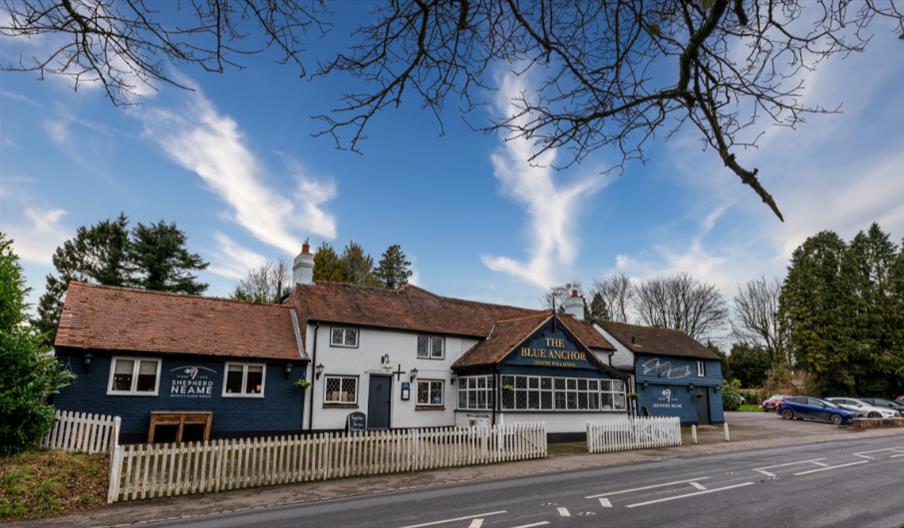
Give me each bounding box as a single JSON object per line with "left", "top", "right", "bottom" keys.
{"left": 714, "top": 384, "right": 722, "bottom": 391}
{"left": 315, "top": 363, "right": 325, "bottom": 379}
{"left": 409, "top": 368, "right": 418, "bottom": 381}
{"left": 642, "top": 381, "right": 649, "bottom": 390}
{"left": 450, "top": 374, "right": 457, "bottom": 385}
{"left": 285, "top": 363, "right": 292, "bottom": 379}
{"left": 84, "top": 353, "right": 93, "bottom": 370}
{"left": 688, "top": 383, "right": 696, "bottom": 392}
{"left": 381, "top": 354, "right": 392, "bottom": 370}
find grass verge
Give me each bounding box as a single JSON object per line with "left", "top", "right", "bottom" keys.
{"left": 737, "top": 404, "right": 763, "bottom": 412}
{"left": 0, "top": 449, "right": 108, "bottom": 521}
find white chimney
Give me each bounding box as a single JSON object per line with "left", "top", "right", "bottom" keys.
{"left": 293, "top": 242, "right": 314, "bottom": 285}
{"left": 562, "top": 289, "right": 584, "bottom": 320}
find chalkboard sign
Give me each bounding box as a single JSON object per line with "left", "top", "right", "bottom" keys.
{"left": 347, "top": 412, "right": 366, "bottom": 433}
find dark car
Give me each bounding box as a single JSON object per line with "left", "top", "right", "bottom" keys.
{"left": 861, "top": 398, "right": 904, "bottom": 416}
{"left": 777, "top": 396, "right": 858, "bottom": 425}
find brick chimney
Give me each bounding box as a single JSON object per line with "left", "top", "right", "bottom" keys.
{"left": 562, "top": 289, "right": 584, "bottom": 320}
{"left": 293, "top": 241, "right": 314, "bottom": 285}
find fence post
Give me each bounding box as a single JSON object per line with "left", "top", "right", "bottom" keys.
{"left": 723, "top": 422, "right": 731, "bottom": 442}
{"left": 691, "top": 424, "right": 698, "bottom": 445}
{"left": 107, "top": 443, "right": 123, "bottom": 503}
{"left": 110, "top": 416, "right": 122, "bottom": 453}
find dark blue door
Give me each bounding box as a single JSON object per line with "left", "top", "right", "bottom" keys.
{"left": 695, "top": 388, "right": 710, "bottom": 424}
{"left": 367, "top": 375, "right": 392, "bottom": 429}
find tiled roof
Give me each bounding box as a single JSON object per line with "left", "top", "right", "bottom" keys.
{"left": 55, "top": 282, "right": 305, "bottom": 361}
{"left": 594, "top": 320, "right": 720, "bottom": 360}
{"left": 287, "top": 282, "right": 539, "bottom": 339}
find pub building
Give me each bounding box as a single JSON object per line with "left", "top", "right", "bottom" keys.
{"left": 52, "top": 243, "right": 723, "bottom": 443}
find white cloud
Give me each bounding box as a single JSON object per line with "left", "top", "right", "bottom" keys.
{"left": 482, "top": 73, "right": 612, "bottom": 288}
{"left": 205, "top": 232, "right": 268, "bottom": 280}
{"left": 140, "top": 92, "right": 337, "bottom": 255}
{"left": 3, "top": 206, "right": 70, "bottom": 265}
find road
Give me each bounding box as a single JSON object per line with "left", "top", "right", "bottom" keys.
{"left": 137, "top": 435, "right": 904, "bottom": 528}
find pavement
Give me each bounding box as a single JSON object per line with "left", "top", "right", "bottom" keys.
{"left": 4, "top": 412, "right": 903, "bottom": 528}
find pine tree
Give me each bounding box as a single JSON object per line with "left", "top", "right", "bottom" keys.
{"left": 374, "top": 244, "right": 413, "bottom": 289}
{"left": 312, "top": 242, "right": 346, "bottom": 282}
{"left": 128, "top": 220, "right": 209, "bottom": 294}
{"left": 340, "top": 241, "right": 379, "bottom": 287}
{"left": 0, "top": 233, "right": 28, "bottom": 333}
{"left": 589, "top": 291, "right": 609, "bottom": 320}
{"left": 35, "top": 214, "right": 131, "bottom": 344}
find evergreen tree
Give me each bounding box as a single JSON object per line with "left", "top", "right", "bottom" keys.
{"left": 374, "top": 244, "right": 413, "bottom": 289}
{"left": 340, "top": 241, "right": 379, "bottom": 287}
{"left": 35, "top": 214, "right": 131, "bottom": 344}
{"left": 0, "top": 236, "right": 74, "bottom": 454}
{"left": 779, "top": 230, "right": 852, "bottom": 395}
{"left": 312, "top": 242, "right": 346, "bottom": 282}
{"left": 589, "top": 291, "right": 609, "bottom": 320}
{"left": 128, "top": 220, "right": 209, "bottom": 294}
{"left": 727, "top": 344, "right": 770, "bottom": 388}
{"left": 890, "top": 241, "right": 904, "bottom": 392}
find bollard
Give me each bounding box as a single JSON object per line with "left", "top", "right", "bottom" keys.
{"left": 691, "top": 424, "right": 698, "bottom": 445}
{"left": 723, "top": 422, "right": 731, "bottom": 442}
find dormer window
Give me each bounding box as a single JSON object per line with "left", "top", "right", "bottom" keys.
{"left": 417, "top": 335, "right": 445, "bottom": 359}
{"left": 331, "top": 327, "right": 359, "bottom": 348}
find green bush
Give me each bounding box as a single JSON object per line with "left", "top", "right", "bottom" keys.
{"left": 722, "top": 378, "right": 745, "bottom": 411}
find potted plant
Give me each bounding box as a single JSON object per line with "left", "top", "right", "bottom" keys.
{"left": 626, "top": 391, "right": 638, "bottom": 400}
{"left": 295, "top": 378, "right": 311, "bottom": 390}
{"left": 502, "top": 383, "right": 515, "bottom": 391}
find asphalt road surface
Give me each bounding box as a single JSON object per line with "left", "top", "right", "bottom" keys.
{"left": 138, "top": 435, "right": 904, "bottom": 528}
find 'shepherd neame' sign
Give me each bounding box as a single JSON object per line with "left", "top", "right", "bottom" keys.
{"left": 518, "top": 337, "right": 587, "bottom": 368}
{"left": 170, "top": 366, "right": 216, "bottom": 398}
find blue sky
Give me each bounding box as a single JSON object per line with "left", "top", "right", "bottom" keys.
{"left": 2, "top": 8, "right": 903, "bottom": 325}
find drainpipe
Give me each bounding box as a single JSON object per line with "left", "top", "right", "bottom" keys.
{"left": 307, "top": 322, "right": 320, "bottom": 431}
{"left": 491, "top": 365, "right": 498, "bottom": 426}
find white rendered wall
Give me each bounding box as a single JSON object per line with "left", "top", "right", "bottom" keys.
{"left": 303, "top": 323, "right": 480, "bottom": 430}
{"left": 593, "top": 323, "right": 635, "bottom": 371}
{"left": 497, "top": 411, "right": 628, "bottom": 433}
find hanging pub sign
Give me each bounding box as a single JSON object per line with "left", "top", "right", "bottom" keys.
{"left": 347, "top": 411, "right": 367, "bottom": 433}
{"left": 169, "top": 366, "right": 216, "bottom": 398}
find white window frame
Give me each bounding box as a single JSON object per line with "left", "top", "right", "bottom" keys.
{"left": 457, "top": 375, "right": 495, "bottom": 410}
{"left": 416, "top": 335, "right": 445, "bottom": 360}
{"left": 696, "top": 360, "right": 705, "bottom": 377}
{"left": 330, "top": 327, "right": 360, "bottom": 348}
{"left": 416, "top": 379, "right": 444, "bottom": 407}
{"left": 323, "top": 375, "right": 359, "bottom": 405}
{"left": 221, "top": 362, "right": 267, "bottom": 398}
{"left": 107, "top": 356, "right": 162, "bottom": 396}
{"left": 500, "top": 374, "right": 627, "bottom": 412}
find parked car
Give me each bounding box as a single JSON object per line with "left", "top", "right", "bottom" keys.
{"left": 860, "top": 398, "right": 904, "bottom": 416}
{"left": 827, "top": 397, "right": 899, "bottom": 419}
{"left": 897, "top": 396, "right": 904, "bottom": 404}
{"left": 777, "top": 396, "right": 858, "bottom": 425}
{"left": 762, "top": 394, "right": 789, "bottom": 412}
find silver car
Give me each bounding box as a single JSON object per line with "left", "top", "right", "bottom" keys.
{"left": 827, "top": 397, "right": 899, "bottom": 418}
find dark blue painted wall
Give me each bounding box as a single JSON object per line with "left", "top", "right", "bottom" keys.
{"left": 634, "top": 353, "right": 724, "bottom": 424}
{"left": 53, "top": 350, "right": 307, "bottom": 442}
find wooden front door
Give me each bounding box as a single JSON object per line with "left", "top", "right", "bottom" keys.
{"left": 367, "top": 374, "right": 392, "bottom": 429}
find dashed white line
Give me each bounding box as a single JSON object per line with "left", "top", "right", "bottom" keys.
{"left": 399, "top": 511, "right": 507, "bottom": 528}
{"left": 468, "top": 520, "right": 484, "bottom": 528}
{"left": 793, "top": 460, "right": 869, "bottom": 476}
{"left": 586, "top": 477, "right": 711, "bottom": 499}
{"left": 598, "top": 498, "right": 613, "bottom": 508}
{"left": 625, "top": 482, "right": 756, "bottom": 508}
{"left": 689, "top": 481, "right": 707, "bottom": 491}
{"left": 557, "top": 507, "right": 571, "bottom": 517}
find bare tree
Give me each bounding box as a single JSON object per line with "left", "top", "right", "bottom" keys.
{"left": 732, "top": 275, "right": 788, "bottom": 365}
{"left": 3, "top": 1, "right": 903, "bottom": 219}
{"left": 231, "top": 258, "right": 291, "bottom": 304}
{"left": 590, "top": 274, "right": 634, "bottom": 323}
{"left": 633, "top": 273, "right": 726, "bottom": 340}
{"left": 542, "top": 281, "right": 582, "bottom": 312}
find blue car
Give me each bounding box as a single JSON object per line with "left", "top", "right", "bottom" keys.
{"left": 777, "top": 396, "right": 858, "bottom": 425}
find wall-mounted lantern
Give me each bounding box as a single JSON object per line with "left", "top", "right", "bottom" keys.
{"left": 642, "top": 381, "right": 649, "bottom": 390}
{"left": 450, "top": 374, "right": 457, "bottom": 385}
{"left": 409, "top": 368, "right": 418, "bottom": 381}
{"left": 284, "top": 363, "right": 293, "bottom": 379}
{"left": 381, "top": 354, "right": 392, "bottom": 370}
{"left": 84, "top": 353, "right": 93, "bottom": 371}
{"left": 688, "top": 383, "right": 696, "bottom": 392}
{"left": 714, "top": 384, "right": 722, "bottom": 392}
{"left": 315, "top": 363, "right": 325, "bottom": 379}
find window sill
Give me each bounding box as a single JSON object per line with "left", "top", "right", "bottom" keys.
{"left": 323, "top": 403, "right": 359, "bottom": 409}
{"left": 415, "top": 405, "right": 445, "bottom": 411}
{"left": 415, "top": 357, "right": 446, "bottom": 361}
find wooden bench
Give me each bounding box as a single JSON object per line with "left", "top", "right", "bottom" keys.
{"left": 147, "top": 411, "right": 213, "bottom": 443}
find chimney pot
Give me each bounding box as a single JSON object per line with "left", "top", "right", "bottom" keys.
{"left": 293, "top": 242, "right": 315, "bottom": 285}
{"left": 301, "top": 242, "right": 310, "bottom": 254}
{"left": 562, "top": 289, "right": 584, "bottom": 320}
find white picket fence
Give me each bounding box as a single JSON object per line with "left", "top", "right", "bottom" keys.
{"left": 39, "top": 410, "right": 121, "bottom": 454}
{"left": 108, "top": 422, "right": 546, "bottom": 502}
{"left": 586, "top": 417, "right": 682, "bottom": 453}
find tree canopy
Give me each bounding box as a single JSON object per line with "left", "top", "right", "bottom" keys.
{"left": 4, "top": 1, "right": 902, "bottom": 219}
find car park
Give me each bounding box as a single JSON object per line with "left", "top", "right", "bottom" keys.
{"left": 860, "top": 398, "right": 904, "bottom": 416}
{"left": 826, "top": 397, "right": 900, "bottom": 419}
{"left": 777, "top": 396, "right": 858, "bottom": 425}
{"left": 761, "top": 394, "right": 789, "bottom": 412}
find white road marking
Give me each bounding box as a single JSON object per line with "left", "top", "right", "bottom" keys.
{"left": 399, "top": 511, "right": 507, "bottom": 528}
{"left": 755, "top": 470, "right": 776, "bottom": 478}
{"left": 753, "top": 458, "right": 827, "bottom": 472}
{"left": 557, "top": 507, "right": 570, "bottom": 517}
{"left": 598, "top": 498, "right": 612, "bottom": 508}
{"left": 853, "top": 454, "right": 876, "bottom": 460}
{"left": 585, "top": 477, "right": 710, "bottom": 499}
{"left": 508, "top": 523, "right": 549, "bottom": 528}
{"left": 689, "top": 481, "right": 707, "bottom": 491}
{"left": 468, "top": 520, "right": 483, "bottom": 528}
{"left": 625, "top": 482, "right": 756, "bottom": 508}
{"left": 793, "top": 460, "right": 869, "bottom": 476}
{"left": 890, "top": 453, "right": 904, "bottom": 459}
{"left": 853, "top": 446, "right": 904, "bottom": 456}
{"left": 811, "top": 461, "right": 829, "bottom": 467}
